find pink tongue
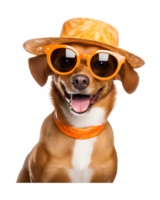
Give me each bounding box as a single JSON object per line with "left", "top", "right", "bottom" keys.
{"left": 71, "top": 95, "right": 90, "bottom": 113}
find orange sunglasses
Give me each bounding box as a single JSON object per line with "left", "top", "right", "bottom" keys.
{"left": 44, "top": 44, "right": 125, "bottom": 80}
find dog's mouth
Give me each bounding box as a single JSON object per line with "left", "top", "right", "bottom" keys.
{"left": 62, "top": 84, "right": 103, "bottom": 114}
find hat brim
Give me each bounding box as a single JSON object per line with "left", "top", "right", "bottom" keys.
{"left": 23, "top": 37, "right": 145, "bottom": 68}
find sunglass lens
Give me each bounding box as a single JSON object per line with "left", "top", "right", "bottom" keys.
{"left": 90, "top": 53, "right": 118, "bottom": 78}
{"left": 51, "top": 48, "right": 77, "bottom": 73}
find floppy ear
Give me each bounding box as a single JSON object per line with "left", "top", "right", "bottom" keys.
{"left": 28, "top": 54, "right": 53, "bottom": 87}
{"left": 114, "top": 60, "right": 139, "bottom": 94}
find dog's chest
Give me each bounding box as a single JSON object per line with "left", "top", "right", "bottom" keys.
{"left": 67, "top": 137, "right": 97, "bottom": 183}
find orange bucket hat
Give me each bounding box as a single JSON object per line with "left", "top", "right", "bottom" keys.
{"left": 23, "top": 18, "right": 144, "bottom": 68}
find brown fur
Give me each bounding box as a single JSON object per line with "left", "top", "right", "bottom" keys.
{"left": 17, "top": 43, "right": 139, "bottom": 183}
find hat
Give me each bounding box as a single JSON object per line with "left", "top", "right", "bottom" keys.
{"left": 23, "top": 18, "right": 144, "bottom": 68}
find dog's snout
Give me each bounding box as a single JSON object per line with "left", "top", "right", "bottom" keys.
{"left": 71, "top": 75, "right": 90, "bottom": 91}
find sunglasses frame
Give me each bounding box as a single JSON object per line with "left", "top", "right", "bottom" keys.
{"left": 44, "top": 44, "right": 125, "bottom": 80}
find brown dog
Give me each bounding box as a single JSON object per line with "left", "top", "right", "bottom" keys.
{"left": 14, "top": 43, "right": 142, "bottom": 184}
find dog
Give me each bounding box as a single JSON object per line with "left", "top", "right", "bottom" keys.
{"left": 14, "top": 43, "right": 141, "bottom": 184}
{"left": 16, "top": 18, "right": 144, "bottom": 183}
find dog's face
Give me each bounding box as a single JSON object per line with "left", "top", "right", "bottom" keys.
{"left": 28, "top": 43, "right": 140, "bottom": 128}
{"left": 49, "top": 43, "right": 120, "bottom": 128}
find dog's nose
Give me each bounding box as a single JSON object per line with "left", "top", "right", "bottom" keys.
{"left": 71, "top": 75, "right": 90, "bottom": 91}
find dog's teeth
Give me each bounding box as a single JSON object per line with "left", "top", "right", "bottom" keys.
{"left": 65, "top": 97, "right": 70, "bottom": 103}
{"left": 70, "top": 94, "right": 73, "bottom": 101}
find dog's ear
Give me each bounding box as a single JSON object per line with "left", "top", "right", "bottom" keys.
{"left": 28, "top": 54, "right": 53, "bottom": 87}
{"left": 114, "top": 60, "right": 139, "bottom": 94}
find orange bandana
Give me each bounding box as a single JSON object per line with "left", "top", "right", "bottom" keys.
{"left": 54, "top": 113, "right": 106, "bottom": 139}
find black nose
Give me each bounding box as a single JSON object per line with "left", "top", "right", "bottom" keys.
{"left": 71, "top": 75, "right": 90, "bottom": 91}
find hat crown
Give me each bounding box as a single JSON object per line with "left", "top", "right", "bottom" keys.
{"left": 60, "top": 18, "right": 119, "bottom": 47}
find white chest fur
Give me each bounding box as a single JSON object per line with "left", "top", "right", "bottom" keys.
{"left": 67, "top": 137, "right": 97, "bottom": 183}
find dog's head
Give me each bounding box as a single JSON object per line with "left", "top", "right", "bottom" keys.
{"left": 28, "top": 43, "right": 139, "bottom": 127}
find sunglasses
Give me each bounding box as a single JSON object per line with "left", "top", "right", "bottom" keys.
{"left": 44, "top": 44, "right": 125, "bottom": 80}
